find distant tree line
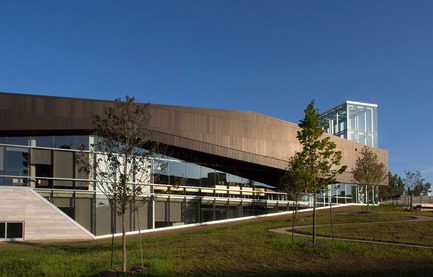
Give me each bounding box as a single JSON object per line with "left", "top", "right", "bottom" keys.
{"left": 379, "top": 170, "right": 431, "bottom": 200}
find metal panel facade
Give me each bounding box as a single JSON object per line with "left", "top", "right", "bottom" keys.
{"left": 0, "top": 92, "right": 388, "bottom": 185}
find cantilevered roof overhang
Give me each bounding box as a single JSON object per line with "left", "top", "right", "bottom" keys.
{"left": 0, "top": 92, "right": 388, "bottom": 185}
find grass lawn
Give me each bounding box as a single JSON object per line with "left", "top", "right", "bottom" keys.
{"left": 1, "top": 205, "right": 432, "bottom": 276}
{"left": 303, "top": 220, "right": 433, "bottom": 246}
{"left": 296, "top": 205, "right": 433, "bottom": 247}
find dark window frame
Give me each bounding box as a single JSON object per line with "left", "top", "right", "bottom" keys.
{"left": 0, "top": 221, "right": 24, "bottom": 239}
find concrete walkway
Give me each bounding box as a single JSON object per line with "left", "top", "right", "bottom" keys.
{"left": 269, "top": 215, "right": 433, "bottom": 250}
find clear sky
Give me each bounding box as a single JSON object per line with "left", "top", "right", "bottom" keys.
{"left": 1, "top": 0, "right": 432, "bottom": 186}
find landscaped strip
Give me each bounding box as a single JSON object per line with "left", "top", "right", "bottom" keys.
{"left": 295, "top": 218, "right": 433, "bottom": 247}
{"left": 0, "top": 205, "right": 432, "bottom": 276}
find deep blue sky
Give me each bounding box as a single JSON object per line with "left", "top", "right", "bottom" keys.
{"left": 1, "top": 0, "right": 432, "bottom": 186}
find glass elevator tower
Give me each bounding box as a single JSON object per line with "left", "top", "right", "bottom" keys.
{"left": 320, "top": 101, "right": 378, "bottom": 148}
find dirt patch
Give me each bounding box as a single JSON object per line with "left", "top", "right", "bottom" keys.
{"left": 296, "top": 241, "right": 332, "bottom": 248}
{"left": 99, "top": 266, "right": 148, "bottom": 276}
{"left": 287, "top": 218, "right": 306, "bottom": 223}
{"left": 358, "top": 211, "right": 376, "bottom": 214}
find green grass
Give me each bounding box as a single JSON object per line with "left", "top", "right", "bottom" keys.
{"left": 1, "top": 206, "right": 433, "bottom": 276}
{"left": 301, "top": 220, "right": 433, "bottom": 246}
{"left": 295, "top": 205, "right": 433, "bottom": 246}
{"left": 369, "top": 204, "right": 433, "bottom": 216}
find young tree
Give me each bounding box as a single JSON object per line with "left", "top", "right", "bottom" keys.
{"left": 80, "top": 96, "right": 162, "bottom": 273}
{"left": 404, "top": 170, "right": 423, "bottom": 207}
{"left": 294, "top": 100, "right": 346, "bottom": 244}
{"left": 280, "top": 156, "right": 309, "bottom": 219}
{"left": 352, "top": 146, "right": 387, "bottom": 212}
{"left": 404, "top": 171, "right": 430, "bottom": 204}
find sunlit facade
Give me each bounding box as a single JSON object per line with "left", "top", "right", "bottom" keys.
{"left": 0, "top": 93, "right": 388, "bottom": 241}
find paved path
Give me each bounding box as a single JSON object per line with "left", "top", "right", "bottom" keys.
{"left": 269, "top": 215, "right": 433, "bottom": 249}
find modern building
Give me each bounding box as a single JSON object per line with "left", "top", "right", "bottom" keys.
{"left": 319, "top": 101, "right": 380, "bottom": 205}
{"left": 320, "top": 101, "right": 378, "bottom": 148}
{"left": 0, "top": 93, "right": 388, "bottom": 241}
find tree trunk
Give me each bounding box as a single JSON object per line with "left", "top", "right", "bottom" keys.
{"left": 312, "top": 192, "right": 316, "bottom": 244}
{"left": 295, "top": 199, "right": 298, "bottom": 219}
{"left": 330, "top": 200, "right": 334, "bottom": 243}
{"left": 292, "top": 202, "right": 295, "bottom": 243}
{"left": 122, "top": 154, "right": 128, "bottom": 273}
{"left": 366, "top": 185, "right": 369, "bottom": 212}
{"left": 410, "top": 190, "right": 413, "bottom": 208}
{"left": 122, "top": 210, "right": 126, "bottom": 273}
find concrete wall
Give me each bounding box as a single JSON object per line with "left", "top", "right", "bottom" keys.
{"left": 0, "top": 186, "right": 94, "bottom": 241}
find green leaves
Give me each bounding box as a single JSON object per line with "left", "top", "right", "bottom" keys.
{"left": 352, "top": 146, "right": 387, "bottom": 211}
{"left": 77, "top": 96, "right": 168, "bottom": 216}
{"left": 294, "top": 100, "right": 346, "bottom": 194}
{"left": 352, "top": 146, "right": 387, "bottom": 187}
{"left": 404, "top": 170, "right": 431, "bottom": 197}
{"left": 79, "top": 96, "right": 169, "bottom": 272}
{"left": 281, "top": 99, "right": 347, "bottom": 243}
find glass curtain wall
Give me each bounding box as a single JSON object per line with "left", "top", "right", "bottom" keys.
{"left": 1, "top": 135, "right": 289, "bottom": 236}
{"left": 304, "top": 183, "right": 377, "bottom": 207}
{"left": 321, "top": 104, "right": 347, "bottom": 139}
{"left": 0, "top": 135, "right": 280, "bottom": 197}
{"left": 319, "top": 101, "right": 380, "bottom": 206}
{"left": 320, "top": 101, "right": 378, "bottom": 148}
{"left": 0, "top": 135, "right": 89, "bottom": 188}
{"left": 347, "top": 103, "right": 378, "bottom": 148}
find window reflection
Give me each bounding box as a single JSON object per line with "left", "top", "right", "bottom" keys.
{"left": 0, "top": 135, "right": 279, "bottom": 200}
{"left": 168, "top": 161, "right": 185, "bottom": 186}
{"left": 185, "top": 163, "right": 200, "bottom": 186}
{"left": 74, "top": 135, "right": 89, "bottom": 150}
{"left": 54, "top": 136, "right": 74, "bottom": 149}
{"left": 31, "top": 148, "right": 53, "bottom": 188}
{"left": 0, "top": 146, "right": 4, "bottom": 175}
{"left": 32, "top": 136, "right": 53, "bottom": 148}
{"left": 153, "top": 158, "right": 168, "bottom": 185}
{"left": 6, "top": 147, "right": 29, "bottom": 177}
{"left": 358, "top": 106, "right": 366, "bottom": 131}
{"left": 200, "top": 166, "right": 215, "bottom": 187}
{"left": 7, "top": 137, "right": 30, "bottom": 146}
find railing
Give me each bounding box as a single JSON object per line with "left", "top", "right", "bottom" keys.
{"left": 380, "top": 195, "right": 433, "bottom": 205}
{"left": 152, "top": 183, "right": 287, "bottom": 201}
{"left": 0, "top": 174, "right": 288, "bottom": 201}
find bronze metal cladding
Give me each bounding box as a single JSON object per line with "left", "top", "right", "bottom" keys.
{"left": 0, "top": 92, "right": 388, "bottom": 185}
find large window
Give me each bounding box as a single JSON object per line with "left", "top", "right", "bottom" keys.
{"left": 0, "top": 136, "right": 91, "bottom": 189}
{"left": 0, "top": 146, "right": 4, "bottom": 175}
{"left": 6, "top": 137, "right": 30, "bottom": 146}
{"left": 347, "top": 103, "right": 378, "bottom": 147}
{"left": 4, "top": 147, "right": 29, "bottom": 186}
{"left": 0, "top": 222, "right": 24, "bottom": 239}
{"left": 185, "top": 163, "right": 200, "bottom": 186}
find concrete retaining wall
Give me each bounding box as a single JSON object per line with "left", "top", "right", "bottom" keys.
{"left": 0, "top": 186, "right": 95, "bottom": 241}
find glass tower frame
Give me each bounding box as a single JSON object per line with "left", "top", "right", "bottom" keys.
{"left": 319, "top": 100, "right": 379, "bottom": 206}
{"left": 320, "top": 101, "right": 378, "bottom": 148}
